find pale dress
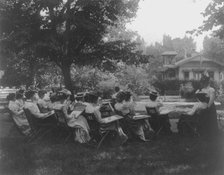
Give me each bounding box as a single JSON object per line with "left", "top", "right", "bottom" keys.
{"left": 8, "top": 101, "right": 31, "bottom": 136}
{"left": 53, "top": 102, "right": 90, "bottom": 143}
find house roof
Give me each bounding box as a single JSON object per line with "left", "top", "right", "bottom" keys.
{"left": 174, "top": 54, "right": 224, "bottom": 67}
{"left": 161, "top": 51, "right": 178, "bottom": 56}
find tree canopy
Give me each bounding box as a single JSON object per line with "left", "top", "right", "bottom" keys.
{"left": 190, "top": 0, "right": 224, "bottom": 39}
{"left": 203, "top": 36, "right": 224, "bottom": 62}
{"left": 0, "top": 0, "right": 141, "bottom": 90}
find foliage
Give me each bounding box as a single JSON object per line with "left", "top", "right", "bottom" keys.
{"left": 114, "top": 64, "right": 153, "bottom": 95}
{"left": 203, "top": 36, "right": 224, "bottom": 63}
{"left": 145, "top": 42, "right": 165, "bottom": 58}
{"left": 153, "top": 79, "right": 219, "bottom": 98}
{"left": 171, "top": 36, "right": 196, "bottom": 60}
{"left": 152, "top": 80, "right": 199, "bottom": 96}
{"left": 35, "top": 62, "right": 63, "bottom": 89}
{"left": 70, "top": 65, "right": 116, "bottom": 96}
{"left": 96, "top": 79, "right": 117, "bottom": 99}
{"left": 0, "top": 0, "right": 141, "bottom": 90}
{"left": 189, "top": 0, "right": 224, "bottom": 39}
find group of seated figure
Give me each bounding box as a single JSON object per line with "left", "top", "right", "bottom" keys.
{"left": 6, "top": 74, "right": 219, "bottom": 146}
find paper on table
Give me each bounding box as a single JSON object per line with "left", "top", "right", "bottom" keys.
{"left": 70, "top": 110, "right": 84, "bottom": 119}
{"left": 133, "top": 115, "right": 150, "bottom": 120}
{"left": 159, "top": 107, "right": 173, "bottom": 115}
{"left": 102, "top": 115, "right": 123, "bottom": 123}
{"left": 73, "top": 103, "right": 86, "bottom": 111}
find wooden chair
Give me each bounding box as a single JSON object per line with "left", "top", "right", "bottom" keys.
{"left": 82, "top": 111, "right": 116, "bottom": 149}
{"left": 6, "top": 108, "right": 28, "bottom": 138}
{"left": 54, "top": 109, "right": 74, "bottom": 143}
{"left": 145, "top": 106, "right": 171, "bottom": 135}
{"left": 23, "top": 108, "right": 57, "bottom": 142}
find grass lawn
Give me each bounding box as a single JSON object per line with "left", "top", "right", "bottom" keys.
{"left": 0, "top": 133, "right": 224, "bottom": 175}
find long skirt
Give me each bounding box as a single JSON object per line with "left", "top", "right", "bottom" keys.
{"left": 197, "top": 103, "right": 218, "bottom": 137}
{"left": 120, "top": 113, "right": 147, "bottom": 141}
{"left": 68, "top": 115, "right": 90, "bottom": 143}
{"left": 74, "top": 127, "right": 91, "bottom": 143}
{"left": 12, "top": 114, "right": 31, "bottom": 136}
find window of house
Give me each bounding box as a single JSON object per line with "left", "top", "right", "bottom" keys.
{"left": 183, "top": 71, "right": 189, "bottom": 80}
{"left": 194, "top": 72, "right": 203, "bottom": 80}
{"left": 208, "top": 71, "right": 214, "bottom": 79}
{"left": 168, "top": 70, "right": 176, "bottom": 78}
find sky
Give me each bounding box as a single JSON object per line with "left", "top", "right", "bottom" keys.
{"left": 126, "top": 0, "right": 212, "bottom": 51}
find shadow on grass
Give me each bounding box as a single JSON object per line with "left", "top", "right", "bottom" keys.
{"left": 0, "top": 134, "right": 224, "bottom": 175}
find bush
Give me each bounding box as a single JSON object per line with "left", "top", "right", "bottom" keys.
{"left": 152, "top": 80, "right": 199, "bottom": 97}
{"left": 114, "top": 64, "right": 153, "bottom": 95}
{"left": 153, "top": 79, "right": 219, "bottom": 98}
{"left": 96, "top": 79, "right": 117, "bottom": 99}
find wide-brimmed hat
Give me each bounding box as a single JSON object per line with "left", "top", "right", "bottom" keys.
{"left": 25, "top": 90, "right": 37, "bottom": 99}
{"left": 58, "top": 89, "right": 72, "bottom": 95}
{"left": 149, "top": 91, "right": 158, "bottom": 97}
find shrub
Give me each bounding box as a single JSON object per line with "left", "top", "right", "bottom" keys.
{"left": 153, "top": 79, "right": 219, "bottom": 98}
{"left": 114, "top": 64, "right": 153, "bottom": 95}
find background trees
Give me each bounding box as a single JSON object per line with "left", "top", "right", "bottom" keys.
{"left": 203, "top": 36, "right": 224, "bottom": 63}
{"left": 0, "top": 0, "right": 142, "bottom": 90}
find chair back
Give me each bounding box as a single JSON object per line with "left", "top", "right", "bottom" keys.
{"left": 54, "top": 109, "right": 69, "bottom": 128}
{"left": 6, "top": 108, "right": 26, "bottom": 136}
{"left": 145, "top": 106, "right": 158, "bottom": 117}
{"left": 82, "top": 110, "right": 96, "bottom": 120}
{"left": 99, "top": 102, "right": 115, "bottom": 118}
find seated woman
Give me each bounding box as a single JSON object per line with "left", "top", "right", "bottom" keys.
{"left": 24, "top": 90, "right": 56, "bottom": 124}
{"left": 83, "top": 92, "right": 128, "bottom": 143}
{"left": 114, "top": 91, "right": 150, "bottom": 142}
{"left": 194, "top": 74, "right": 218, "bottom": 137}
{"left": 7, "top": 93, "right": 31, "bottom": 136}
{"left": 52, "top": 90, "right": 90, "bottom": 144}
{"left": 187, "top": 91, "right": 208, "bottom": 116}
{"left": 177, "top": 91, "right": 210, "bottom": 137}
{"left": 37, "top": 90, "right": 52, "bottom": 113}
{"left": 146, "top": 91, "right": 163, "bottom": 113}
{"left": 145, "top": 91, "right": 171, "bottom": 134}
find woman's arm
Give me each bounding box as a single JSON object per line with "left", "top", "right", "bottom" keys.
{"left": 62, "top": 105, "right": 72, "bottom": 119}
{"left": 9, "top": 104, "right": 24, "bottom": 115}
{"left": 187, "top": 103, "right": 199, "bottom": 116}
{"left": 94, "top": 108, "right": 105, "bottom": 123}
{"left": 208, "top": 88, "right": 215, "bottom": 108}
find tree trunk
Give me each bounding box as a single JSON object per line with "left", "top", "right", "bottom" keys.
{"left": 61, "top": 63, "right": 73, "bottom": 92}
{"left": 26, "top": 61, "right": 36, "bottom": 88}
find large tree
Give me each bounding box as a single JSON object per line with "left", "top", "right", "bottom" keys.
{"left": 0, "top": 0, "right": 140, "bottom": 90}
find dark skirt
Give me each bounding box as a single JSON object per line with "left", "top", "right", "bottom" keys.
{"left": 149, "top": 114, "right": 172, "bottom": 134}
{"left": 197, "top": 103, "right": 218, "bottom": 137}
{"left": 119, "top": 113, "right": 146, "bottom": 139}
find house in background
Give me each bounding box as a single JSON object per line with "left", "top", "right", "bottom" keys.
{"left": 161, "top": 51, "right": 224, "bottom": 82}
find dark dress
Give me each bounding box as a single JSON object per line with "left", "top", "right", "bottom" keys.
{"left": 196, "top": 88, "right": 219, "bottom": 137}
